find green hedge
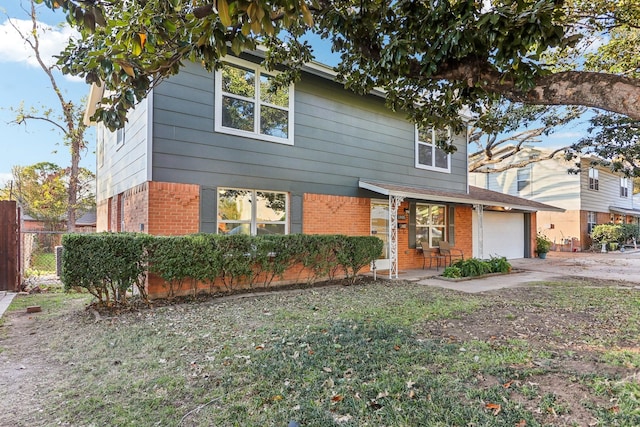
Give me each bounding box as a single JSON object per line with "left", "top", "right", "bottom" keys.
{"left": 62, "top": 233, "right": 384, "bottom": 304}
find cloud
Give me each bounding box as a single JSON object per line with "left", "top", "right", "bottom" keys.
{"left": 0, "top": 18, "right": 78, "bottom": 69}
{"left": 0, "top": 172, "right": 13, "bottom": 187}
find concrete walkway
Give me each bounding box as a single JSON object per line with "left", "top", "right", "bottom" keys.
{"left": 394, "top": 250, "right": 640, "bottom": 293}
{"left": 0, "top": 291, "right": 17, "bottom": 319}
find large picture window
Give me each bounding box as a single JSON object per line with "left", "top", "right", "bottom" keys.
{"left": 217, "top": 188, "right": 288, "bottom": 235}
{"left": 215, "top": 59, "right": 294, "bottom": 145}
{"left": 416, "top": 203, "right": 446, "bottom": 247}
{"left": 415, "top": 127, "right": 451, "bottom": 172}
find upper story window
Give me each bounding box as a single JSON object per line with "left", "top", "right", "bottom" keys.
{"left": 588, "top": 168, "right": 599, "bottom": 191}
{"left": 620, "top": 177, "right": 629, "bottom": 198}
{"left": 217, "top": 188, "right": 288, "bottom": 236}
{"left": 116, "top": 126, "right": 125, "bottom": 147}
{"left": 415, "top": 127, "right": 451, "bottom": 172}
{"left": 215, "top": 58, "right": 294, "bottom": 145}
{"left": 517, "top": 167, "right": 530, "bottom": 192}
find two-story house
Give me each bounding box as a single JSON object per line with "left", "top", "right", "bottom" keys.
{"left": 469, "top": 147, "right": 640, "bottom": 250}
{"left": 86, "top": 53, "right": 560, "bottom": 278}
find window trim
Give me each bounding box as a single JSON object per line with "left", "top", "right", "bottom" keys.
{"left": 214, "top": 57, "right": 295, "bottom": 145}
{"left": 517, "top": 167, "right": 530, "bottom": 192}
{"left": 414, "top": 202, "right": 447, "bottom": 248}
{"left": 216, "top": 187, "right": 289, "bottom": 236}
{"left": 620, "top": 177, "right": 629, "bottom": 198}
{"left": 588, "top": 168, "right": 599, "bottom": 191}
{"left": 414, "top": 127, "right": 451, "bottom": 173}
{"left": 116, "top": 126, "right": 125, "bottom": 148}
{"left": 587, "top": 211, "right": 597, "bottom": 234}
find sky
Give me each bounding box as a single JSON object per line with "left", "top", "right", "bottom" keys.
{"left": 0, "top": 1, "right": 589, "bottom": 188}
{"left": 0, "top": 1, "right": 94, "bottom": 187}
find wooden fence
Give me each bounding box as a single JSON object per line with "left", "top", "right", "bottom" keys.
{"left": 0, "top": 201, "right": 20, "bottom": 291}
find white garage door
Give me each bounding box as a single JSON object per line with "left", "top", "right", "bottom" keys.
{"left": 472, "top": 211, "right": 524, "bottom": 259}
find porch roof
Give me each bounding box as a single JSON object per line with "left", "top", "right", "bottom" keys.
{"left": 359, "top": 180, "right": 565, "bottom": 213}
{"left": 609, "top": 205, "right": 640, "bottom": 218}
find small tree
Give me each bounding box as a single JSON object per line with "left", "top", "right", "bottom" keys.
{"left": 6, "top": 0, "right": 91, "bottom": 232}
{"left": 0, "top": 162, "right": 95, "bottom": 229}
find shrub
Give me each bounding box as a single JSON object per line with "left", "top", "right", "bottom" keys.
{"left": 488, "top": 256, "right": 512, "bottom": 274}
{"left": 336, "top": 236, "right": 384, "bottom": 284}
{"left": 442, "top": 266, "right": 462, "bottom": 278}
{"left": 61, "top": 233, "right": 151, "bottom": 306}
{"left": 536, "top": 233, "right": 551, "bottom": 254}
{"left": 452, "top": 258, "right": 492, "bottom": 277}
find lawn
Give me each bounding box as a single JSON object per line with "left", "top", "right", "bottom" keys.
{"left": 1, "top": 279, "right": 639, "bottom": 426}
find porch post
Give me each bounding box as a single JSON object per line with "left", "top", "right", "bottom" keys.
{"left": 475, "top": 204, "right": 484, "bottom": 259}
{"left": 389, "top": 194, "right": 404, "bottom": 279}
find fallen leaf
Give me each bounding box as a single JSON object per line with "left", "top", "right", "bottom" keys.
{"left": 334, "top": 414, "right": 352, "bottom": 423}
{"left": 376, "top": 391, "right": 390, "bottom": 399}
{"left": 323, "top": 367, "right": 333, "bottom": 373}
{"left": 331, "top": 394, "right": 343, "bottom": 402}
{"left": 406, "top": 380, "right": 416, "bottom": 389}
{"left": 271, "top": 394, "right": 283, "bottom": 402}
{"left": 503, "top": 380, "right": 514, "bottom": 388}
{"left": 408, "top": 389, "right": 416, "bottom": 399}
{"left": 255, "top": 344, "right": 264, "bottom": 350}
{"left": 516, "top": 420, "right": 526, "bottom": 427}
{"left": 394, "top": 344, "right": 401, "bottom": 351}
{"left": 485, "top": 402, "right": 501, "bottom": 415}
{"left": 609, "top": 405, "right": 620, "bottom": 413}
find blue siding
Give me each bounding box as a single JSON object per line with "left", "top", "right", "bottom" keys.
{"left": 152, "top": 61, "right": 467, "bottom": 194}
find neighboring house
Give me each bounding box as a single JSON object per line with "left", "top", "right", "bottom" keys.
{"left": 469, "top": 147, "right": 640, "bottom": 250}
{"left": 86, "top": 52, "right": 560, "bottom": 282}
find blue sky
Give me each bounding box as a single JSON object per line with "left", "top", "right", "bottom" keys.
{"left": 0, "top": 1, "right": 96, "bottom": 186}
{"left": 0, "top": 2, "right": 586, "bottom": 188}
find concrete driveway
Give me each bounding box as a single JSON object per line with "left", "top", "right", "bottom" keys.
{"left": 416, "top": 249, "right": 640, "bottom": 293}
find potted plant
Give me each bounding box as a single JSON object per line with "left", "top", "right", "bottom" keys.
{"left": 536, "top": 233, "right": 551, "bottom": 259}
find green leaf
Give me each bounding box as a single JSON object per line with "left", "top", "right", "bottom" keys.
{"left": 218, "top": 0, "right": 232, "bottom": 27}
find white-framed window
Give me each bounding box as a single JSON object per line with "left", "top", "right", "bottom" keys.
{"left": 416, "top": 203, "right": 446, "bottom": 247}
{"left": 215, "top": 58, "right": 294, "bottom": 145}
{"left": 587, "top": 211, "right": 597, "bottom": 234}
{"left": 620, "top": 177, "right": 629, "bottom": 198}
{"left": 116, "top": 126, "right": 125, "bottom": 147}
{"left": 415, "top": 127, "right": 451, "bottom": 172}
{"left": 217, "top": 188, "right": 288, "bottom": 236}
{"left": 588, "top": 168, "right": 599, "bottom": 191}
{"left": 517, "top": 167, "right": 530, "bottom": 192}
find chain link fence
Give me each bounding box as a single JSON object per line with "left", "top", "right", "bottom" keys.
{"left": 21, "top": 231, "right": 64, "bottom": 277}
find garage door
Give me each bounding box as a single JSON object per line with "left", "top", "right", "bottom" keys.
{"left": 472, "top": 211, "right": 524, "bottom": 259}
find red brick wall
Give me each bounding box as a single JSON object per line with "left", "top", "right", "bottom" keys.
{"left": 147, "top": 181, "right": 200, "bottom": 235}
{"left": 302, "top": 194, "right": 370, "bottom": 235}
{"left": 123, "top": 183, "right": 149, "bottom": 233}
{"left": 108, "top": 196, "right": 119, "bottom": 231}
{"left": 454, "top": 206, "right": 473, "bottom": 259}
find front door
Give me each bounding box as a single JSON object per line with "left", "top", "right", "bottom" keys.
{"left": 371, "top": 201, "right": 390, "bottom": 270}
